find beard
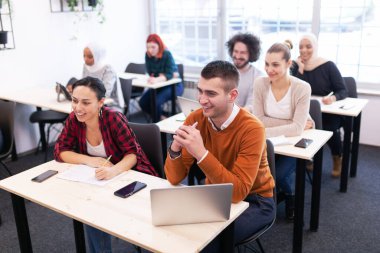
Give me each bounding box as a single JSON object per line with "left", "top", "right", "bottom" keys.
{"left": 232, "top": 57, "right": 250, "bottom": 69}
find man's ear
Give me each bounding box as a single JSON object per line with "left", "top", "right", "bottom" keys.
{"left": 228, "top": 88, "right": 238, "bottom": 103}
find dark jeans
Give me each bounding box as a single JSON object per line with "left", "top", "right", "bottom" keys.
{"left": 84, "top": 225, "right": 112, "bottom": 253}
{"left": 138, "top": 83, "right": 184, "bottom": 119}
{"left": 322, "top": 113, "right": 344, "bottom": 156}
{"left": 201, "top": 194, "right": 275, "bottom": 252}
{"left": 275, "top": 155, "right": 296, "bottom": 195}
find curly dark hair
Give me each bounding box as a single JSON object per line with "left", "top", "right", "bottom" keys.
{"left": 226, "top": 32, "right": 261, "bottom": 62}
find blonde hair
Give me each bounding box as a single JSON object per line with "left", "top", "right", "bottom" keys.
{"left": 267, "top": 40, "right": 293, "bottom": 61}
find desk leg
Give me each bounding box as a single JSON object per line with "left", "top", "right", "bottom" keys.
{"left": 36, "top": 107, "right": 47, "bottom": 151}
{"left": 171, "top": 84, "right": 176, "bottom": 116}
{"left": 310, "top": 148, "right": 323, "bottom": 231}
{"left": 350, "top": 113, "right": 361, "bottom": 177}
{"left": 220, "top": 222, "right": 234, "bottom": 253}
{"left": 10, "top": 194, "right": 33, "bottom": 253}
{"left": 151, "top": 90, "right": 158, "bottom": 123}
{"left": 293, "top": 159, "right": 305, "bottom": 253}
{"left": 340, "top": 116, "right": 353, "bottom": 192}
{"left": 73, "top": 220, "right": 86, "bottom": 253}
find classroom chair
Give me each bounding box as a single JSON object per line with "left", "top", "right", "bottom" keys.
{"left": 306, "top": 99, "right": 323, "bottom": 183}
{"left": 29, "top": 109, "right": 68, "bottom": 162}
{"left": 0, "top": 100, "right": 15, "bottom": 177}
{"left": 343, "top": 77, "right": 357, "bottom": 98}
{"left": 119, "top": 78, "right": 133, "bottom": 117}
{"left": 125, "top": 63, "right": 146, "bottom": 104}
{"left": 128, "top": 122, "right": 165, "bottom": 179}
{"left": 235, "top": 139, "right": 276, "bottom": 253}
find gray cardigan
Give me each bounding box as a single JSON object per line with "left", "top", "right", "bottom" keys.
{"left": 253, "top": 76, "right": 312, "bottom": 138}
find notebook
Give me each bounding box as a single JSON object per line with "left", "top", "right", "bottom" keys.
{"left": 177, "top": 96, "right": 201, "bottom": 117}
{"left": 150, "top": 183, "right": 233, "bottom": 226}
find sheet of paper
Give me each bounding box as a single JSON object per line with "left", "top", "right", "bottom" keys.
{"left": 267, "top": 135, "right": 292, "bottom": 146}
{"left": 57, "top": 164, "right": 118, "bottom": 186}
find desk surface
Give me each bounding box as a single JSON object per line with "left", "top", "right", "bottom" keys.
{"left": 311, "top": 97, "right": 368, "bottom": 117}
{"left": 0, "top": 161, "right": 248, "bottom": 253}
{"left": 156, "top": 112, "right": 185, "bottom": 134}
{"left": 0, "top": 86, "right": 114, "bottom": 114}
{"left": 119, "top": 72, "right": 182, "bottom": 89}
{"left": 272, "top": 129, "right": 333, "bottom": 160}
{"left": 156, "top": 114, "right": 333, "bottom": 160}
{"left": 0, "top": 87, "right": 72, "bottom": 114}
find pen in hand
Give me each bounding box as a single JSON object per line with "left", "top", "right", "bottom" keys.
{"left": 102, "top": 155, "right": 112, "bottom": 167}
{"left": 326, "top": 91, "right": 334, "bottom": 98}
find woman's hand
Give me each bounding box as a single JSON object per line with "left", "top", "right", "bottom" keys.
{"left": 296, "top": 56, "right": 305, "bottom": 74}
{"left": 86, "top": 157, "right": 113, "bottom": 168}
{"left": 304, "top": 119, "right": 314, "bottom": 130}
{"left": 95, "top": 166, "right": 121, "bottom": 180}
{"left": 148, "top": 76, "right": 158, "bottom": 84}
{"left": 322, "top": 95, "right": 336, "bottom": 105}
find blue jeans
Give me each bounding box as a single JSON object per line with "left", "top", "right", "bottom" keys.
{"left": 138, "top": 83, "right": 184, "bottom": 119}
{"left": 84, "top": 225, "right": 112, "bottom": 253}
{"left": 201, "top": 194, "right": 275, "bottom": 252}
{"left": 275, "top": 155, "right": 296, "bottom": 195}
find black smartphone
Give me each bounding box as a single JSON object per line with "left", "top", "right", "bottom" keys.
{"left": 114, "top": 181, "right": 147, "bottom": 198}
{"left": 31, "top": 170, "right": 58, "bottom": 183}
{"left": 294, "top": 138, "right": 313, "bottom": 148}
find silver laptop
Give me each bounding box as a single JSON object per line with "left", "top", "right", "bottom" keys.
{"left": 150, "top": 183, "right": 233, "bottom": 226}
{"left": 177, "top": 96, "right": 201, "bottom": 117}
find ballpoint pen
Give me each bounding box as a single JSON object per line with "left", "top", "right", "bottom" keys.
{"left": 102, "top": 155, "right": 112, "bottom": 167}
{"left": 326, "top": 91, "right": 334, "bottom": 98}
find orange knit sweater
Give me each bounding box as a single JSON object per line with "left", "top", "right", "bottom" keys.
{"left": 165, "top": 108, "right": 275, "bottom": 203}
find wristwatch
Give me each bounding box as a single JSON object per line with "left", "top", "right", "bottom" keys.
{"left": 168, "top": 143, "right": 181, "bottom": 159}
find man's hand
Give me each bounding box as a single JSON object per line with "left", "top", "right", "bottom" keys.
{"left": 173, "top": 122, "right": 207, "bottom": 161}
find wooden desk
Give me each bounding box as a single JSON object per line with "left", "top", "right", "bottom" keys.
{"left": 273, "top": 129, "right": 332, "bottom": 253}
{"left": 0, "top": 161, "right": 248, "bottom": 253}
{"left": 119, "top": 72, "right": 182, "bottom": 123}
{"left": 0, "top": 87, "right": 72, "bottom": 114}
{"left": 311, "top": 97, "right": 368, "bottom": 192}
{"left": 156, "top": 116, "right": 332, "bottom": 253}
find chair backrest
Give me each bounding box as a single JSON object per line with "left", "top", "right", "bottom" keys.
{"left": 309, "top": 99, "right": 323, "bottom": 130}
{"left": 266, "top": 139, "right": 276, "bottom": 203}
{"left": 119, "top": 78, "right": 133, "bottom": 116}
{"left": 177, "top": 63, "right": 184, "bottom": 83}
{"left": 125, "top": 63, "right": 146, "bottom": 74}
{"left": 128, "top": 122, "right": 164, "bottom": 178}
{"left": 0, "top": 100, "right": 15, "bottom": 161}
{"left": 343, "top": 76, "right": 358, "bottom": 98}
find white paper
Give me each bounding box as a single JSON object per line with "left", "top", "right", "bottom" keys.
{"left": 267, "top": 135, "right": 292, "bottom": 146}
{"left": 57, "top": 165, "right": 117, "bottom": 186}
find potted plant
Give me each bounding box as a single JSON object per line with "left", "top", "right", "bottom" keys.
{"left": 0, "top": 10, "right": 8, "bottom": 47}
{"left": 88, "top": 0, "right": 97, "bottom": 7}
{"left": 66, "top": 0, "right": 78, "bottom": 11}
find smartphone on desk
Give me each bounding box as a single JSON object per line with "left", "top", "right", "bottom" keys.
{"left": 114, "top": 181, "right": 147, "bottom": 198}
{"left": 31, "top": 170, "right": 58, "bottom": 183}
{"left": 294, "top": 138, "right": 313, "bottom": 148}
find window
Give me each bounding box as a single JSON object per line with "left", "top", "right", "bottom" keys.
{"left": 152, "top": 0, "right": 380, "bottom": 88}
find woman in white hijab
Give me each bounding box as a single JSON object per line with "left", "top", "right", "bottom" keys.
{"left": 82, "top": 42, "right": 123, "bottom": 109}
{"left": 291, "top": 33, "right": 348, "bottom": 178}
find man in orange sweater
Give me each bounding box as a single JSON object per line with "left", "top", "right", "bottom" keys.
{"left": 164, "top": 60, "right": 275, "bottom": 251}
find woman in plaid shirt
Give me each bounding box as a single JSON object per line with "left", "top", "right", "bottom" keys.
{"left": 54, "top": 76, "right": 158, "bottom": 252}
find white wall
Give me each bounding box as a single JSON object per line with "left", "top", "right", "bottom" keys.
{"left": 358, "top": 94, "right": 380, "bottom": 146}
{"left": 0, "top": 0, "right": 149, "bottom": 153}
